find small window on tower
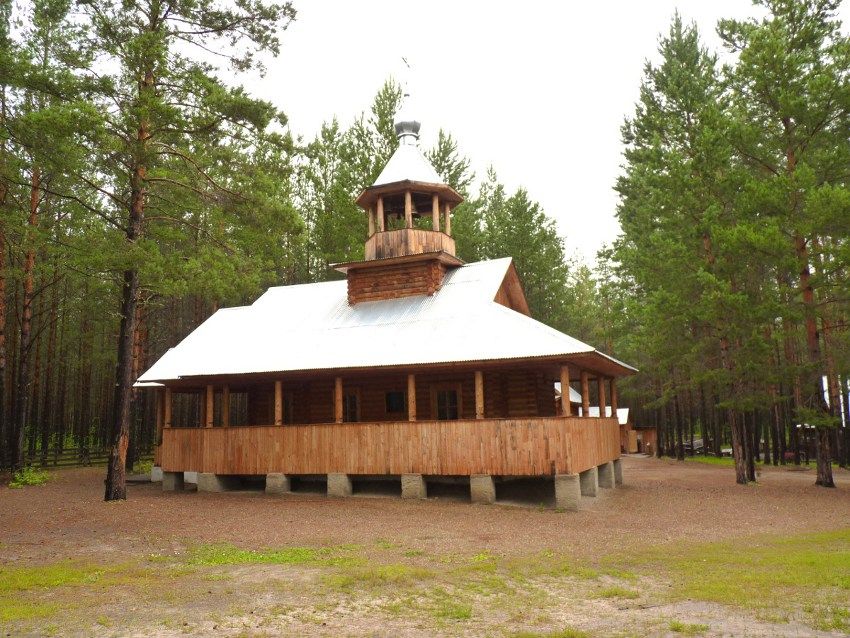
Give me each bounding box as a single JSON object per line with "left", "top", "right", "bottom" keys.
{"left": 385, "top": 391, "right": 406, "bottom": 414}
{"left": 434, "top": 386, "right": 460, "bottom": 421}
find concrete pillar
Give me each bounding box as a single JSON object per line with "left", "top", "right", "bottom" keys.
{"left": 401, "top": 474, "right": 427, "bottom": 499}
{"left": 579, "top": 466, "right": 598, "bottom": 497}
{"left": 162, "top": 471, "right": 184, "bottom": 491}
{"left": 151, "top": 466, "right": 163, "bottom": 482}
{"left": 613, "top": 459, "right": 624, "bottom": 486}
{"left": 470, "top": 474, "right": 496, "bottom": 504}
{"left": 184, "top": 471, "right": 198, "bottom": 484}
{"left": 327, "top": 473, "right": 352, "bottom": 497}
{"left": 598, "top": 462, "right": 615, "bottom": 489}
{"left": 197, "top": 473, "right": 236, "bottom": 492}
{"left": 554, "top": 474, "right": 581, "bottom": 511}
{"left": 265, "top": 473, "right": 291, "bottom": 494}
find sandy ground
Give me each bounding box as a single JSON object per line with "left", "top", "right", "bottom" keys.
{"left": 1, "top": 457, "right": 849, "bottom": 638}
{"left": 2, "top": 456, "right": 848, "bottom": 564}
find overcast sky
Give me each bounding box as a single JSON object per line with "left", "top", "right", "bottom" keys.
{"left": 242, "top": 1, "right": 850, "bottom": 264}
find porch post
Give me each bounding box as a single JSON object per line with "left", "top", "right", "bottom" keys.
{"left": 274, "top": 380, "right": 283, "bottom": 425}
{"left": 155, "top": 387, "right": 163, "bottom": 445}
{"left": 560, "top": 365, "right": 572, "bottom": 416}
{"left": 222, "top": 385, "right": 230, "bottom": 427}
{"left": 404, "top": 190, "right": 413, "bottom": 228}
{"left": 377, "top": 196, "right": 385, "bottom": 231}
{"left": 598, "top": 376, "right": 607, "bottom": 418}
{"left": 431, "top": 194, "right": 440, "bottom": 231}
{"left": 407, "top": 374, "right": 417, "bottom": 421}
{"left": 205, "top": 385, "right": 214, "bottom": 427}
{"left": 367, "top": 208, "right": 375, "bottom": 235}
{"left": 164, "top": 387, "right": 172, "bottom": 428}
{"left": 334, "top": 376, "right": 343, "bottom": 424}
{"left": 610, "top": 378, "right": 618, "bottom": 413}
{"left": 474, "top": 371, "right": 484, "bottom": 419}
{"left": 580, "top": 371, "right": 590, "bottom": 416}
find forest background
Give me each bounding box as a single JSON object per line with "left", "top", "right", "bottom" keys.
{"left": 0, "top": 0, "right": 848, "bottom": 496}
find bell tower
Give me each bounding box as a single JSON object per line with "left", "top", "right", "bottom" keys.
{"left": 334, "top": 94, "right": 465, "bottom": 304}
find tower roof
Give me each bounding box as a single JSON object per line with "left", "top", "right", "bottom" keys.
{"left": 372, "top": 143, "right": 443, "bottom": 188}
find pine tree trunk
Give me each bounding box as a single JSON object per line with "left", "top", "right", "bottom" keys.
{"left": 729, "top": 410, "right": 748, "bottom": 484}
{"left": 14, "top": 167, "right": 40, "bottom": 470}
{"left": 105, "top": 63, "right": 152, "bottom": 500}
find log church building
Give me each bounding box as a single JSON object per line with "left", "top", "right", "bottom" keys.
{"left": 138, "top": 103, "right": 635, "bottom": 510}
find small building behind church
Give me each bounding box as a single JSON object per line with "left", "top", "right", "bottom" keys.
{"left": 137, "top": 105, "right": 636, "bottom": 510}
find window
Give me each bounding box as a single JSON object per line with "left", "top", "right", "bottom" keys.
{"left": 343, "top": 392, "right": 360, "bottom": 423}
{"left": 435, "top": 388, "right": 459, "bottom": 420}
{"left": 385, "top": 391, "right": 406, "bottom": 415}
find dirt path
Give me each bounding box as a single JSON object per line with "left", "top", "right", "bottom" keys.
{"left": 2, "top": 456, "right": 848, "bottom": 564}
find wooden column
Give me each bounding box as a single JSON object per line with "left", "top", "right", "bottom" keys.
{"left": 443, "top": 202, "right": 451, "bottom": 236}
{"left": 598, "top": 376, "right": 607, "bottom": 417}
{"left": 334, "top": 376, "right": 343, "bottom": 424}
{"left": 164, "top": 387, "right": 172, "bottom": 428}
{"left": 431, "top": 194, "right": 440, "bottom": 231}
{"left": 377, "top": 197, "right": 385, "bottom": 231}
{"left": 222, "top": 385, "right": 230, "bottom": 427}
{"left": 474, "top": 371, "right": 484, "bottom": 419}
{"left": 580, "top": 371, "right": 590, "bottom": 417}
{"left": 610, "top": 378, "right": 618, "bottom": 413}
{"left": 367, "top": 208, "right": 375, "bottom": 236}
{"left": 407, "top": 374, "right": 416, "bottom": 422}
{"left": 274, "top": 380, "right": 283, "bottom": 425}
{"left": 205, "top": 385, "right": 214, "bottom": 427}
{"left": 559, "top": 365, "right": 572, "bottom": 416}
{"left": 404, "top": 190, "right": 413, "bottom": 228}
{"left": 155, "top": 387, "right": 164, "bottom": 445}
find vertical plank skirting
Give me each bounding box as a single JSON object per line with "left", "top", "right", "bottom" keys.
{"left": 160, "top": 416, "right": 620, "bottom": 477}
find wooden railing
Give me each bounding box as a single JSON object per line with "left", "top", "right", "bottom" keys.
{"left": 159, "top": 416, "right": 620, "bottom": 477}
{"left": 364, "top": 228, "right": 456, "bottom": 260}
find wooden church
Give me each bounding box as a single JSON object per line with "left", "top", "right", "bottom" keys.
{"left": 138, "top": 102, "right": 635, "bottom": 510}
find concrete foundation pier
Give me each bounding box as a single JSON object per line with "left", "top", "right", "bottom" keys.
{"left": 162, "top": 471, "right": 184, "bottom": 491}
{"left": 197, "top": 473, "right": 237, "bottom": 492}
{"left": 579, "top": 466, "right": 598, "bottom": 497}
{"left": 598, "top": 462, "right": 615, "bottom": 489}
{"left": 327, "top": 473, "right": 353, "bottom": 497}
{"left": 554, "top": 474, "right": 581, "bottom": 511}
{"left": 470, "top": 474, "right": 496, "bottom": 504}
{"left": 265, "top": 473, "right": 292, "bottom": 494}
{"left": 613, "top": 459, "right": 623, "bottom": 486}
{"left": 401, "top": 474, "right": 427, "bottom": 499}
{"left": 150, "top": 466, "right": 163, "bottom": 482}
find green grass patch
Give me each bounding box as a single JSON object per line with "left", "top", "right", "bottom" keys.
{"left": 617, "top": 529, "right": 850, "bottom": 631}
{"left": 433, "top": 599, "right": 472, "bottom": 620}
{"left": 184, "top": 543, "right": 363, "bottom": 568}
{"left": 323, "top": 563, "right": 434, "bottom": 590}
{"left": 0, "top": 562, "right": 115, "bottom": 593}
{"left": 668, "top": 619, "right": 709, "bottom": 634}
{"left": 8, "top": 466, "right": 50, "bottom": 488}
{"left": 596, "top": 585, "right": 639, "bottom": 599}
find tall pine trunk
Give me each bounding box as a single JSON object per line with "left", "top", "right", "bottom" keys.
{"left": 104, "top": 68, "right": 151, "bottom": 501}
{"left": 14, "top": 166, "right": 40, "bottom": 470}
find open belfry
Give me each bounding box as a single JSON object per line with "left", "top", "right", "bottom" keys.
{"left": 137, "top": 96, "right": 636, "bottom": 509}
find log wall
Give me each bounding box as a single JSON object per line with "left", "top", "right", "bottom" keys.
{"left": 347, "top": 260, "right": 445, "bottom": 304}
{"left": 160, "top": 416, "right": 620, "bottom": 476}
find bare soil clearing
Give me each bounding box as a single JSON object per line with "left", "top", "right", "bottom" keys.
{"left": 1, "top": 456, "right": 848, "bottom": 637}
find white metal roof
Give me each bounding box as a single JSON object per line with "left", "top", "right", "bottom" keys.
{"left": 584, "top": 406, "right": 630, "bottom": 425}
{"left": 554, "top": 382, "right": 583, "bottom": 404}
{"left": 372, "top": 142, "right": 442, "bottom": 187}
{"left": 137, "top": 258, "right": 633, "bottom": 383}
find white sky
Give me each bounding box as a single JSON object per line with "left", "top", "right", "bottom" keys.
{"left": 242, "top": 1, "right": 850, "bottom": 264}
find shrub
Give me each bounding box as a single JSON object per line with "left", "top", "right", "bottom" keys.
{"left": 9, "top": 467, "right": 50, "bottom": 489}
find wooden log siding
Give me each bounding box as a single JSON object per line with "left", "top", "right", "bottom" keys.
{"left": 347, "top": 259, "right": 446, "bottom": 304}
{"left": 160, "top": 416, "right": 621, "bottom": 477}
{"left": 363, "top": 228, "right": 456, "bottom": 260}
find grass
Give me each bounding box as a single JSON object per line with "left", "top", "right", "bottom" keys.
{"left": 323, "top": 564, "right": 434, "bottom": 590}
{"left": 183, "top": 542, "right": 363, "bottom": 568}
{"left": 597, "top": 585, "right": 639, "bottom": 599}
{"left": 668, "top": 619, "right": 709, "bottom": 634}
{"left": 509, "top": 630, "right": 589, "bottom": 638}
{"left": 8, "top": 466, "right": 50, "bottom": 488}
{"left": 616, "top": 529, "right": 850, "bottom": 631}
